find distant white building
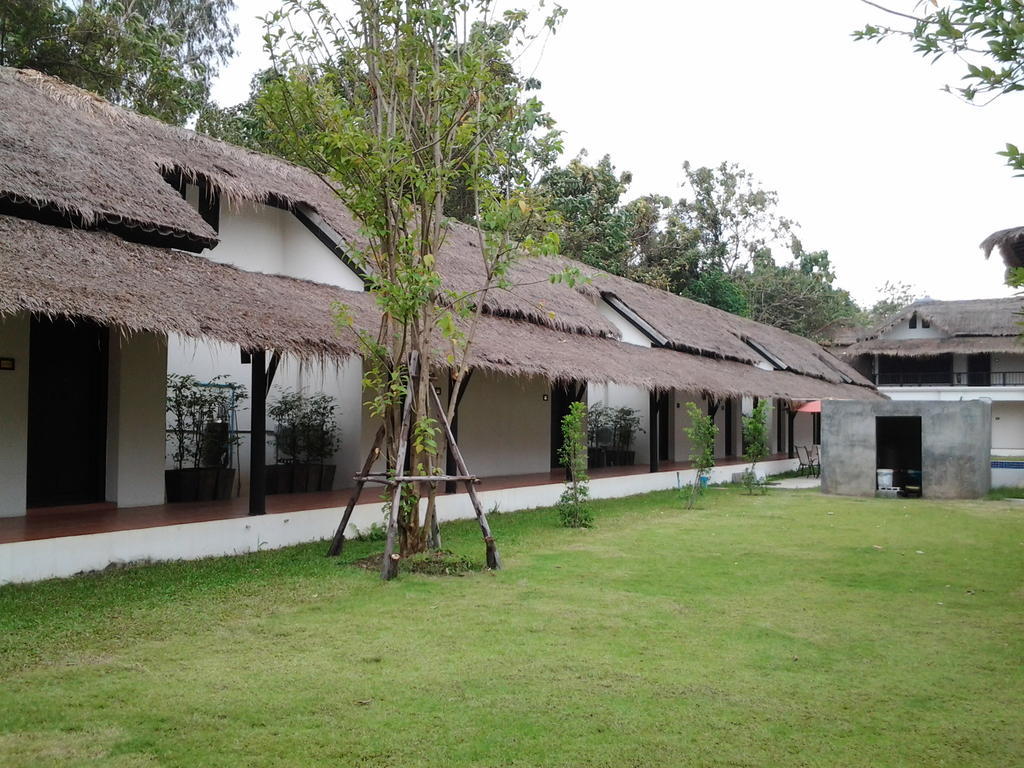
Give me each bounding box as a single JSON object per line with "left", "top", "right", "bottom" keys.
{"left": 841, "top": 298, "right": 1024, "bottom": 455}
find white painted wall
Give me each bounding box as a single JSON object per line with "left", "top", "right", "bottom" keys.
{"left": 168, "top": 338, "right": 365, "bottom": 493}
{"left": 195, "top": 192, "right": 363, "bottom": 291}
{"left": 0, "top": 313, "right": 29, "bottom": 517}
{"left": 596, "top": 298, "right": 652, "bottom": 347}
{"left": 587, "top": 381, "right": 651, "bottom": 464}
{"left": 991, "top": 401, "right": 1024, "bottom": 453}
{"left": 458, "top": 373, "right": 551, "bottom": 477}
{"left": 106, "top": 333, "right": 168, "bottom": 507}
{"left": 881, "top": 317, "right": 946, "bottom": 341}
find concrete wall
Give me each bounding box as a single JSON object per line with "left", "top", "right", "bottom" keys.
{"left": 106, "top": 333, "right": 168, "bottom": 507}
{"left": 821, "top": 399, "right": 991, "bottom": 499}
{"left": 0, "top": 313, "right": 30, "bottom": 517}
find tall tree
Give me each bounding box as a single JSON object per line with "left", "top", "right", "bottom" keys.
{"left": 736, "top": 238, "right": 861, "bottom": 340}
{"left": 0, "top": 0, "right": 236, "bottom": 124}
{"left": 261, "top": 0, "right": 565, "bottom": 572}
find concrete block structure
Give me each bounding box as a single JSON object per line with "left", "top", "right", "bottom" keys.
{"left": 821, "top": 400, "right": 991, "bottom": 499}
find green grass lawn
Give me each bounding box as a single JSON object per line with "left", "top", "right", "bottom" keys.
{"left": 1, "top": 488, "right": 1022, "bottom": 768}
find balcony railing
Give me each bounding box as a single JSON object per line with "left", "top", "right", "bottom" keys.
{"left": 876, "top": 371, "right": 1024, "bottom": 387}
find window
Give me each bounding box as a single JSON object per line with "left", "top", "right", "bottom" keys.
{"left": 742, "top": 337, "right": 788, "bottom": 371}
{"left": 909, "top": 313, "right": 917, "bottom": 329}
{"left": 922, "top": 317, "right": 930, "bottom": 329}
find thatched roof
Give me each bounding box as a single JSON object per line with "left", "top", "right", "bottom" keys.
{"left": 0, "top": 214, "right": 883, "bottom": 401}
{"left": 0, "top": 67, "right": 881, "bottom": 402}
{"left": 586, "top": 271, "right": 872, "bottom": 387}
{"left": 844, "top": 298, "right": 1023, "bottom": 358}
{"left": 981, "top": 225, "right": 1024, "bottom": 277}
{"left": 0, "top": 215, "right": 370, "bottom": 359}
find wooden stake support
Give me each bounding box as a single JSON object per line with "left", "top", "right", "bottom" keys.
{"left": 325, "top": 424, "right": 385, "bottom": 557}
{"left": 325, "top": 351, "right": 502, "bottom": 577}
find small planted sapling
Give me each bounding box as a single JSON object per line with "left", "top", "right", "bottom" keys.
{"left": 683, "top": 402, "right": 718, "bottom": 509}
{"left": 557, "top": 401, "right": 592, "bottom": 528}
{"left": 741, "top": 400, "right": 770, "bottom": 495}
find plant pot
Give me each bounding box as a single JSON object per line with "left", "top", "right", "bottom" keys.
{"left": 215, "top": 468, "right": 236, "bottom": 500}
{"left": 315, "top": 464, "right": 337, "bottom": 491}
{"left": 166, "top": 468, "right": 201, "bottom": 503}
{"left": 291, "top": 463, "right": 310, "bottom": 494}
{"left": 587, "top": 447, "right": 606, "bottom": 469}
{"left": 618, "top": 450, "right": 636, "bottom": 466}
{"left": 196, "top": 467, "right": 220, "bottom": 501}
{"left": 266, "top": 465, "right": 286, "bottom": 495}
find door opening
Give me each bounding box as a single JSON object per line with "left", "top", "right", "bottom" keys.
{"left": 875, "top": 416, "right": 922, "bottom": 498}
{"left": 550, "top": 382, "right": 583, "bottom": 468}
{"left": 26, "top": 316, "right": 109, "bottom": 507}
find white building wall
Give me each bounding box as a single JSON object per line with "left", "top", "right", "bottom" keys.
{"left": 0, "top": 313, "right": 29, "bottom": 517}
{"left": 106, "top": 333, "right": 168, "bottom": 507}
{"left": 587, "top": 381, "right": 651, "bottom": 464}
{"left": 458, "top": 373, "right": 551, "bottom": 477}
{"left": 991, "top": 401, "right": 1024, "bottom": 454}
{"left": 882, "top": 319, "right": 945, "bottom": 341}
{"left": 168, "top": 339, "right": 365, "bottom": 492}
{"left": 167, "top": 195, "right": 367, "bottom": 493}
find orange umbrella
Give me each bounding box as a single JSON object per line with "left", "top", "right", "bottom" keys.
{"left": 795, "top": 400, "right": 822, "bottom": 414}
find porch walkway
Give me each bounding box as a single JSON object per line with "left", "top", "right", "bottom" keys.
{"left": 0, "top": 455, "right": 788, "bottom": 545}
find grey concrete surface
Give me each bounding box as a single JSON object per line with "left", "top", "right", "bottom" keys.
{"left": 821, "top": 400, "right": 991, "bottom": 499}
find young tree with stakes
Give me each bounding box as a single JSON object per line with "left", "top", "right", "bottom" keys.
{"left": 741, "top": 400, "right": 770, "bottom": 495}
{"left": 260, "top": 0, "right": 569, "bottom": 578}
{"left": 683, "top": 401, "right": 718, "bottom": 509}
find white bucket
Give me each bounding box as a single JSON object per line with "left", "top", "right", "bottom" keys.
{"left": 876, "top": 468, "right": 894, "bottom": 488}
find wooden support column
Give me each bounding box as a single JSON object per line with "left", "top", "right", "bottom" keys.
{"left": 776, "top": 399, "right": 784, "bottom": 453}
{"left": 787, "top": 407, "right": 796, "bottom": 459}
{"left": 724, "top": 398, "right": 735, "bottom": 457}
{"left": 649, "top": 391, "right": 660, "bottom": 473}
{"left": 249, "top": 349, "right": 267, "bottom": 516}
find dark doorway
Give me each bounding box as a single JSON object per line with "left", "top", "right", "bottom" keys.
{"left": 966, "top": 353, "right": 991, "bottom": 387}
{"left": 658, "top": 393, "right": 670, "bottom": 461}
{"left": 550, "top": 381, "right": 584, "bottom": 468}
{"left": 27, "top": 316, "right": 109, "bottom": 507}
{"left": 876, "top": 416, "right": 922, "bottom": 495}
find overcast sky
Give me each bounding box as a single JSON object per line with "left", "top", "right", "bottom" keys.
{"left": 210, "top": 0, "right": 1022, "bottom": 306}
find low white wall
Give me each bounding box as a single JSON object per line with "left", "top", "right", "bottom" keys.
{"left": 991, "top": 465, "right": 1024, "bottom": 488}
{"left": 0, "top": 456, "right": 799, "bottom": 584}
{"left": 0, "top": 313, "right": 29, "bottom": 517}
{"left": 106, "top": 333, "right": 168, "bottom": 507}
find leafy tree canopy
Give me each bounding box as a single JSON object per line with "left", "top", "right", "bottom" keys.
{"left": 855, "top": 0, "right": 1024, "bottom": 174}
{"left": 0, "top": 0, "right": 237, "bottom": 125}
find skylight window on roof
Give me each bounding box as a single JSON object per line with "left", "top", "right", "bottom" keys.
{"left": 742, "top": 337, "right": 788, "bottom": 371}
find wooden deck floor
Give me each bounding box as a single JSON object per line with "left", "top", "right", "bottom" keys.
{"left": 0, "top": 455, "right": 787, "bottom": 545}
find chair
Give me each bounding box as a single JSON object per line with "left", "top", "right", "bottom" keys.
{"left": 808, "top": 444, "right": 821, "bottom": 477}
{"left": 796, "top": 445, "right": 812, "bottom": 476}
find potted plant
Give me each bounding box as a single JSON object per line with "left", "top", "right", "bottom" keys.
{"left": 268, "top": 389, "right": 304, "bottom": 493}
{"left": 609, "top": 406, "right": 643, "bottom": 466}
{"left": 300, "top": 393, "right": 340, "bottom": 491}
{"left": 586, "top": 404, "right": 611, "bottom": 469}
{"left": 267, "top": 389, "right": 341, "bottom": 494}
{"left": 166, "top": 375, "right": 246, "bottom": 502}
